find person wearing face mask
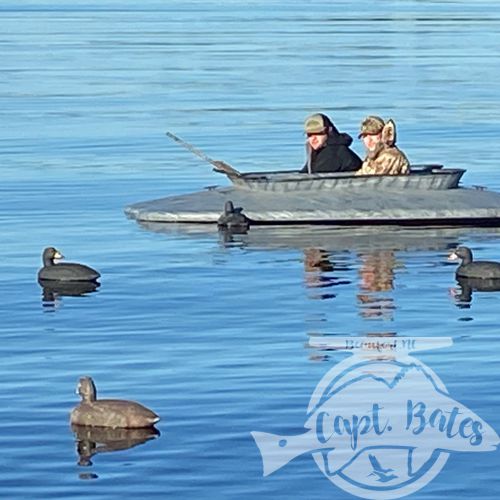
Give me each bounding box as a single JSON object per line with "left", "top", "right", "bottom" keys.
{"left": 299, "top": 113, "right": 362, "bottom": 174}
{"left": 355, "top": 116, "right": 410, "bottom": 176}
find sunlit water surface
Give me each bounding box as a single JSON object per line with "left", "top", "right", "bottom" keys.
{"left": 1, "top": 1, "right": 500, "bottom": 499}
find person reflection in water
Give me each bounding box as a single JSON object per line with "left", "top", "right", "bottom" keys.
{"left": 303, "top": 248, "right": 350, "bottom": 300}
{"left": 357, "top": 250, "right": 397, "bottom": 319}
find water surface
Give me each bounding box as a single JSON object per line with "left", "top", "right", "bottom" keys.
{"left": 1, "top": 1, "right": 500, "bottom": 498}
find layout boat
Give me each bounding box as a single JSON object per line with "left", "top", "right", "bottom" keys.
{"left": 124, "top": 134, "right": 500, "bottom": 226}
{"left": 125, "top": 165, "right": 500, "bottom": 226}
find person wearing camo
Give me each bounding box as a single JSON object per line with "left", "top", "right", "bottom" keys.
{"left": 356, "top": 116, "right": 410, "bottom": 176}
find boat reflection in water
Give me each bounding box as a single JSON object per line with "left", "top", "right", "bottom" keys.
{"left": 71, "top": 423, "right": 160, "bottom": 470}
{"left": 137, "top": 221, "right": 500, "bottom": 311}
{"left": 451, "top": 276, "right": 500, "bottom": 308}
{"left": 136, "top": 221, "right": 497, "bottom": 252}
{"left": 38, "top": 279, "right": 100, "bottom": 310}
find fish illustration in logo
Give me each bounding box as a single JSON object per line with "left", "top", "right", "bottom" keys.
{"left": 252, "top": 339, "right": 499, "bottom": 499}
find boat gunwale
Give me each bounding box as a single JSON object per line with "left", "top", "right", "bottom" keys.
{"left": 234, "top": 165, "right": 463, "bottom": 182}
{"left": 227, "top": 166, "right": 466, "bottom": 192}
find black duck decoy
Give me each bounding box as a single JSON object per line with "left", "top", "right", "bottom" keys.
{"left": 217, "top": 200, "right": 250, "bottom": 232}
{"left": 38, "top": 247, "right": 100, "bottom": 282}
{"left": 70, "top": 376, "right": 160, "bottom": 429}
{"left": 448, "top": 246, "right": 500, "bottom": 279}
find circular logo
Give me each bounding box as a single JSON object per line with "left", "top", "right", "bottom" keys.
{"left": 307, "top": 354, "right": 450, "bottom": 499}
{"left": 253, "top": 338, "right": 498, "bottom": 500}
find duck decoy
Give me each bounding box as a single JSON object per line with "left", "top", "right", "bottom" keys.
{"left": 70, "top": 376, "right": 160, "bottom": 429}
{"left": 38, "top": 247, "right": 100, "bottom": 282}
{"left": 217, "top": 200, "right": 250, "bottom": 232}
{"left": 448, "top": 246, "right": 500, "bottom": 279}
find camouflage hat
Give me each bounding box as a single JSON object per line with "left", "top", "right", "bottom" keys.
{"left": 358, "top": 115, "right": 385, "bottom": 138}
{"left": 304, "top": 114, "right": 328, "bottom": 134}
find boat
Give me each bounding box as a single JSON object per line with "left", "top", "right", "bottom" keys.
{"left": 124, "top": 134, "right": 500, "bottom": 227}
{"left": 125, "top": 165, "right": 500, "bottom": 226}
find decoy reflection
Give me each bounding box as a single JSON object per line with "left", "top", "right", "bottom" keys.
{"left": 71, "top": 424, "right": 160, "bottom": 466}
{"left": 451, "top": 276, "right": 500, "bottom": 307}
{"left": 39, "top": 279, "right": 100, "bottom": 306}
{"left": 218, "top": 225, "right": 249, "bottom": 246}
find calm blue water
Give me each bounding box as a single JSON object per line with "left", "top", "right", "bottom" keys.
{"left": 1, "top": 1, "right": 500, "bottom": 499}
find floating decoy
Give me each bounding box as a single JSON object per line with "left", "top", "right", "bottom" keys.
{"left": 38, "top": 247, "right": 100, "bottom": 282}
{"left": 448, "top": 246, "right": 500, "bottom": 279}
{"left": 70, "top": 376, "right": 160, "bottom": 429}
{"left": 217, "top": 200, "right": 250, "bottom": 232}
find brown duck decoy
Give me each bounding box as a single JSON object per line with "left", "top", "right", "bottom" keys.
{"left": 38, "top": 247, "right": 100, "bottom": 282}
{"left": 70, "top": 376, "right": 160, "bottom": 429}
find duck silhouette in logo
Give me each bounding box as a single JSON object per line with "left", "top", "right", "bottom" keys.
{"left": 448, "top": 246, "right": 500, "bottom": 279}
{"left": 70, "top": 376, "right": 160, "bottom": 429}
{"left": 368, "top": 454, "right": 398, "bottom": 482}
{"left": 217, "top": 200, "right": 251, "bottom": 233}
{"left": 38, "top": 247, "right": 101, "bottom": 283}
{"left": 71, "top": 424, "right": 160, "bottom": 466}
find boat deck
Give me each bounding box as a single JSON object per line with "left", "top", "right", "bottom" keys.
{"left": 125, "top": 185, "right": 500, "bottom": 226}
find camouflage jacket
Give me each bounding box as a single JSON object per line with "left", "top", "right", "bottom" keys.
{"left": 356, "top": 144, "right": 410, "bottom": 176}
